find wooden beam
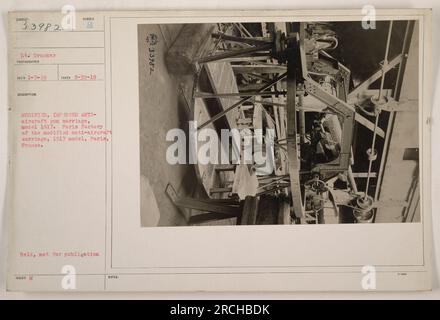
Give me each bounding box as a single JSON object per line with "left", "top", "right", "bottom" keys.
{"left": 393, "top": 21, "right": 415, "bottom": 100}
{"left": 194, "top": 91, "right": 287, "bottom": 98}
{"left": 304, "top": 77, "right": 355, "bottom": 171}
{"left": 351, "top": 172, "right": 378, "bottom": 178}
{"left": 348, "top": 54, "right": 403, "bottom": 99}
{"left": 380, "top": 99, "right": 418, "bottom": 112}
{"left": 220, "top": 56, "right": 271, "bottom": 62}
{"left": 173, "top": 197, "right": 240, "bottom": 215}
{"left": 215, "top": 164, "right": 236, "bottom": 171}
{"left": 212, "top": 33, "right": 271, "bottom": 46}
{"left": 354, "top": 113, "right": 385, "bottom": 138}
{"left": 374, "top": 112, "right": 395, "bottom": 201}
{"left": 232, "top": 64, "right": 287, "bottom": 74}
{"left": 286, "top": 69, "right": 304, "bottom": 218}
{"left": 209, "top": 187, "right": 232, "bottom": 194}
{"left": 278, "top": 199, "right": 291, "bottom": 225}
{"left": 305, "top": 78, "right": 354, "bottom": 117}
{"left": 189, "top": 212, "right": 239, "bottom": 224}
{"left": 197, "top": 43, "right": 272, "bottom": 64}
{"left": 238, "top": 196, "right": 259, "bottom": 225}
{"left": 197, "top": 72, "right": 287, "bottom": 130}
{"left": 238, "top": 23, "right": 253, "bottom": 37}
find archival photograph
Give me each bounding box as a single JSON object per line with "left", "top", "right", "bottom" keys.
{"left": 137, "top": 20, "right": 420, "bottom": 227}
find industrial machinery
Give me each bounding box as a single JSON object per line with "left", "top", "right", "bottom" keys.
{"left": 166, "top": 21, "right": 418, "bottom": 225}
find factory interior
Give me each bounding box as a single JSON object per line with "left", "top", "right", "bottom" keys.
{"left": 137, "top": 20, "right": 420, "bottom": 227}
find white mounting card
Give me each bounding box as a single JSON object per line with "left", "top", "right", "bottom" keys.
{"left": 6, "top": 9, "right": 432, "bottom": 292}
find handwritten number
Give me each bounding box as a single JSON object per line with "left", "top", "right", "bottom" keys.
{"left": 21, "top": 21, "right": 62, "bottom": 32}
{"left": 146, "top": 34, "right": 158, "bottom": 75}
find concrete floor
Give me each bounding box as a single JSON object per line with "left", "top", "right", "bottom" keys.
{"left": 138, "top": 24, "right": 196, "bottom": 227}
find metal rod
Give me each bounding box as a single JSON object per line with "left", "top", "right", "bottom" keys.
{"left": 194, "top": 91, "right": 287, "bottom": 98}
{"left": 221, "top": 56, "right": 271, "bottom": 62}
{"left": 210, "top": 24, "right": 233, "bottom": 55}
{"left": 347, "top": 166, "right": 358, "bottom": 193}
{"left": 214, "top": 164, "right": 236, "bottom": 171}
{"left": 258, "top": 176, "right": 290, "bottom": 189}
{"left": 364, "top": 21, "right": 393, "bottom": 200}
{"left": 238, "top": 23, "right": 253, "bottom": 37}
{"left": 393, "top": 21, "right": 414, "bottom": 100}
{"left": 231, "top": 64, "right": 287, "bottom": 74}
{"left": 197, "top": 72, "right": 287, "bottom": 130}
{"left": 233, "top": 23, "right": 253, "bottom": 38}
{"left": 253, "top": 99, "right": 286, "bottom": 107}
{"left": 352, "top": 172, "right": 377, "bottom": 178}
{"left": 212, "top": 32, "right": 271, "bottom": 46}
{"left": 378, "top": 21, "right": 393, "bottom": 99}
{"left": 298, "top": 85, "right": 306, "bottom": 144}
{"left": 247, "top": 73, "right": 272, "bottom": 82}
{"left": 393, "top": 21, "right": 409, "bottom": 99}
{"left": 257, "top": 184, "right": 290, "bottom": 196}
{"left": 197, "top": 43, "right": 272, "bottom": 64}
{"left": 364, "top": 113, "right": 379, "bottom": 198}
